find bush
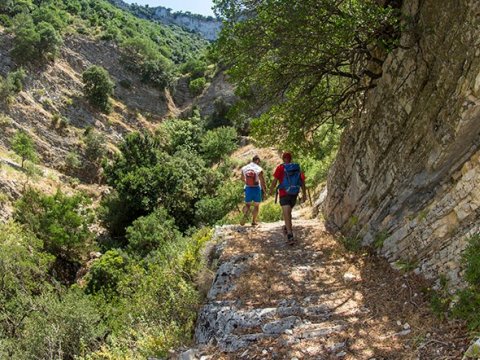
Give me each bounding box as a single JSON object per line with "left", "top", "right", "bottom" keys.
{"left": 14, "top": 188, "right": 94, "bottom": 263}
{"left": 451, "top": 234, "right": 480, "bottom": 330}
{"left": 19, "top": 289, "right": 104, "bottom": 359}
{"left": 141, "top": 58, "right": 173, "bottom": 89}
{"left": 11, "top": 130, "right": 37, "bottom": 168}
{"left": 11, "top": 14, "right": 39, "bottom": 64}
{"left": 0, "top": 113, "right": 12, "bottom": 128}
{"left": 258, "top": 198, "right": 283, "bottom": 222}
{"left": 0, "top": 221, "right": 54, "bottom": 358}
{"left": 11, "top": 14, "right": 63, "bottom": 64}
{"left": 0, "top": 68, "right": 26, "bottom": 103}
{"left": 84, "top": 129, "right": 107, "bottom": 164}
{"left": 64, "top": 150, "right": 81, "bottom": 171}
{"left": 189, "top": 76, "right": 206, "bottom": 95}
{"left": 181, "top": 58, "right": 207, "bottom": 78}
{"left": 205, "top": 97, "right": 233, "bottom": 130}
{"left": 156, "top": 117, "right": 203, "bottom": 154}
{"left": 103, "top": 132, "right": 210, "bottom": 232}
{"left": 86, "top": 249, "right": 130, "bottom": 295}
{"left": 461, "top": 233, "right": 480, "bottom": 286}
{"left": 126, "top": 208, "right": 181, "bottom": 257}
{"left": 36, "top": 21, "right": 63, "bottom": 61}
{"left": 195, "top": 179, "right": 243, "bottom": 225}
{"left": 82, "top": 65, "right": 114, "bottom": 113}
{"left": 200, "top": 126, "right": 238, "bottom": 164}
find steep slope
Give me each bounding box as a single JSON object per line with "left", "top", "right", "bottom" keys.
{"left": 0, "top": 0, "right": 235, "bottom": 219}
{"left": 325, "top": 0, "right": 480, "bottom": 286}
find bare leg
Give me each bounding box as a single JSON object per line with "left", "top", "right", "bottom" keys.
{"left": 241, "top": 203, "right": 251, "bottom": 225}
{"left": 282, "top": 205, "right": 293, "bottom": 234}
{"left": 252, "top": 203, "right": 260, "bottom": 224}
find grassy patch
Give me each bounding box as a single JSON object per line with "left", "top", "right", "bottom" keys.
{"left": 340, "top": 235, "right": 362, "bottom": 253}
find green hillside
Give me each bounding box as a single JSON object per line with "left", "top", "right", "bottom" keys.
{"left": 0, "top": 0, "right": 209, "bottom": 82}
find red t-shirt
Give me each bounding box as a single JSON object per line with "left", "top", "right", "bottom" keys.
{"left": 273, "top": 164, "right": 305, "bottom": 197}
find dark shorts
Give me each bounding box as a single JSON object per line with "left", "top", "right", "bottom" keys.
{"left": 279, "top": 194, "right": 298, "bottom": 208}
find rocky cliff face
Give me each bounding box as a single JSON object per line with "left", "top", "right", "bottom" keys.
{"left": 325, "top": 0, "right": 480, "bottom": 286}
{"left": 109, "top": 0, "right": 221, "bottom": 41}
{"left": 152, "top": 8, "right": 221, "bottom": 41}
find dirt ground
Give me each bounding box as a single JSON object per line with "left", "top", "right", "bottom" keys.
{"left": 196, "top": 215, "right": 470, "bottom": 360}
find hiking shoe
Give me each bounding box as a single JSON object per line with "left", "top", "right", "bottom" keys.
{"left": 251, "top": 222, "right": 259, "bottom": 226}
{"left": 287, "top": 233, "right": 295, "bottom": 245}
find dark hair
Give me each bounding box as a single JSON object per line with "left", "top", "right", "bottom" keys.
{"left": 252, "top": 155, "right": 260, "bottom": 162}
{"left": 282, "top": 152, "right": 292, "bottom": 161}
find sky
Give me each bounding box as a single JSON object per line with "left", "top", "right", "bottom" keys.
{"left": 124, "top": 0, "right": 215, "bottom": 17}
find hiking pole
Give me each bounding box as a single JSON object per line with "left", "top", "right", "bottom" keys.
{"left": 307, "top": 188, "right": 313, "bottom": 207}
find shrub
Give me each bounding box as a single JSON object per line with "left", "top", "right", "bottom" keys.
{"left": 64, "top": 150, "right": 81, "bottom": 171}
{"left": 181, "top": 58, "right": 207, "bottom": 78}
{"left": 126, "top": 208, "right": 181, "bottom": 257}
{"left": 258, "top": 198, "right": 283, "bottom": 222}
{"left": 0, "top": 221, "right": 54, "bottom": 358}
{"left": 11, "top": 14, "right": 39, "bottom": 64}
{"left": 205, "top": 97, "right": 233, "bottom": 130}
{"left": 11, "top": 15, "right": 63, "bottom": 64}
{"left": 451, "top": 234, "right": 480, "bottom": 330}
{"left": 32, "top": 4, "right": 68, "bottom": 31}
{"left": 200, "top": 126, "right": 238, "bottom": 164}
{"left": 0, "top": 113, "right": 12, "bottom": 128}
{"left": 461, "top": 233, "right": 480, "bottom": 286}
{"left": 141, "top": 58, "right": 173, "bottom": 89}
{"left": 189, "top": 76, "right": 206, "bottom": 95}
{"left": 103, "top": 132, "right": 210, "bottom": 232}
{"left": 120, "top": 37, "right": 173, "bottom": 89}
{"left": 0, "top": 68, "right": 26, "bottom": 103}
{"left": 84, "top": 129, "right": 107, "bottom": 164}
{"left": 82, "top": 65, "right": 114, "bottom": 113}
{"left": 156, "top": 118, "right": 203, "bottom": 154}
{"left": 19, "top": 289, "right": 104, "bottom": 359}
{"left": 178, "top": 227, "right": 213, "bottom": 279}
{"left": 11, "top": 130, "right": 37, "bottom": 168}
{"left": 86, "top": 249, "right": 130, "bottom": 295}
{"left": 195, "top": 179, "right": 243, "bottom": 225}
{"left": 36, "top": 21, "right": 63, "bottom": 61}
{"left": 14, "top": 188, "right": 94, "bottom": 263}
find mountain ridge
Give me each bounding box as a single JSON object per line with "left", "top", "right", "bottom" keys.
{"left": 108, "top": 0, "right": 222, "bottom": 40}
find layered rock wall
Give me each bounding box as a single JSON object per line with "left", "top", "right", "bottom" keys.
{"left": 325, "top": 0, "right": 480, "bottom": 285}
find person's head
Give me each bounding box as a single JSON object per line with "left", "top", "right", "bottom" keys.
{"left": 252, "top": 155, "right": 261, "bottom": 164}
{"left": 282, "top": 152, "right": 292, "bottom": 163}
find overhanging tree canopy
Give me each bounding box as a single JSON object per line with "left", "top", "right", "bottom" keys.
{"left": 213, "top": 0, "right": 401, "bottom": 156}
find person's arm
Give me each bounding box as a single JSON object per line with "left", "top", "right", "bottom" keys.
{"left": 269, "top": 178, "right": 278, "bottom": 196}
{"left": 259, "top": 171, "right": 267, "bottom": 198}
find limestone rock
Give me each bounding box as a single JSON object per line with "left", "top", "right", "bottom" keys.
{"left": 464, "top": 338, "right": 480, "bottom": 359}
{"left": 324, "top": 0, "right": 480, "bottom": 288}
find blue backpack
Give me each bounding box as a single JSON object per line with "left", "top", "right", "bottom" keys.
{"left": 279, "top": 163, "right": 302, "bottom": 195}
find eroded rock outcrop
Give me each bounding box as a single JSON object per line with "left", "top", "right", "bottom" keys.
{"left": 325, "top": 0, "right": 480, "bottom": 285}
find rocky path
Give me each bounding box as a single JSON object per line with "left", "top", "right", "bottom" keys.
{"left": 183, "top": 218, "right": 468, "bottom": 359}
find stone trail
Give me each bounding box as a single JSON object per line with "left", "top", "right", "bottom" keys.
{"left": 178, "top": 219, "right": 468, "bottom": 359}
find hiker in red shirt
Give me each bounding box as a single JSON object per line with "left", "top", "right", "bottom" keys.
{"left": 269, "top": 152, "right": 306, "bottom": 243}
